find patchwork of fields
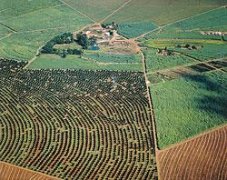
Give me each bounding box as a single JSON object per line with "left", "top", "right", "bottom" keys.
{"left": 1, "top": 0, "right": 227, "bottom": 179}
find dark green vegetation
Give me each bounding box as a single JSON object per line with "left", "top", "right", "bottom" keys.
{"left": 41, "top": 32, "right": 82, "bottom": 58}
{"left": 141, "top": 7, "right": 227, "bottom": 148}
{"left": 0, "top": 59, "right": 157, "bottom": 179}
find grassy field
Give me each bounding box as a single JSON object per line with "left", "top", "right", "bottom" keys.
{"left": 27, "top": 54, "right": 143, "bottom": 71}
{"left": 0, "top": 30, "right": 63, "bottom": 60}
{"left": 0, "top": 25, "right": 10, "bottom": 38}
{"left": 118, "top": 22, "right": 158, "bottom": 38}
{"left": 151, "top": 71, "right": 227, "bottom": 148}
{"left": 1, "top": 5, "right": 92, "bottom": 32}
{"left": 106, "top": 0, "right": 225, "bottom": 26}
{"left": 84, "top": 51, "right": 142, "bottom": 63}
{"left": 144, "top": 7, "right": 227, "bottom": 40}
{"left": 143, "top": 48, "right": 196, "bottom": 71}
{"left": 144, "top": 39, "right": 227, "bottom": 61}
{"left": 62, "top": 0, "right": 128, "bottom": 21}
{"left": 0, "top": 4, "right": 92, "bottom": 61}
{"left": 0, "top": 0, "right": 61, "bottom": 20}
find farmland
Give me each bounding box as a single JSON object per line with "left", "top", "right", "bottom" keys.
{"left": 0, "top": 161, "right": 58, "bottom": 180}
{"left": 1, "top": 0, "right": 227, "bottom": 179}
{"left": 0, "top": 59, "right": 157, "bottom": 179}
{"left": 140, "top": 6, "right": 227, "bottom": 149}
{"left": 157, "top": 125, "right": 227, "bottom": 180}
{"left": 27, "top": 54, "right": 142, "bottom": 71}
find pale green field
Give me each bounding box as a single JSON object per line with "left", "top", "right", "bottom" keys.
{"left": 0, "top": 30, "right": 63, "bottom": 60}
{"left": 0, "top": 0, "right": 61, "bottom": 20}
{"left": 28, "top": 54, "right": 143, "bottom": 71}
{"left": 1, "top": 5, "right": 92, "bottom": 32}
{"left": 106, "top": 0, "right": 225, "bottom": 26}
{"left": 62, "top": 0, "right": 128, "bottom": 21}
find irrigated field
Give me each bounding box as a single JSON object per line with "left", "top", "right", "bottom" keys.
{"left": 157, "top": 125, "right": 227, "bottom": 180}
{"left": 0, "top": 59, "right": 157, "bottom": 179}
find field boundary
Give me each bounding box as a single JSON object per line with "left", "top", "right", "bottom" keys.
{"left": 158, "top": 123, "right": 227, "bottom": 152}
{"left": 99, "top": 0, "right": 133, "bottom": 23}
{"left": 134, "top": 5, "right": 226, "bottom": 40}
{"left": 58, "top": 0, "right": 96, "bottom": 23}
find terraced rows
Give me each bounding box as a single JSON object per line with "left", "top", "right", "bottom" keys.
{"left": 157, "top": 126, "right": 227, "bottom": 180}
{"left": 0, "top": 59, "right": 157, "bottom": 179}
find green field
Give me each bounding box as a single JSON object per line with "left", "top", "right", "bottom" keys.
{"left": 0, "top": 30, "right": 63, "bottom": 60}
{"left": 143, "top": 48, "right": 196, "bottom": 71}
{"left": 62, "top": 0, "right": 128, "bottom": 21}
{"left": 1, "top": 5, "right": 92, "bottom": 32}
{"left": 28, "top": 54, "right": 142, "bottom": 71}
{"left": 84, "top": 51, "right": 142, "bottom": 63}
{"left": 0, "top": 0, "right": 61, "bottom": 20}
{"left": 144, "top": 39, "right": 227, "bottom": 62}
{"left": 151, "top": 71, "right": 227, "bottom": 148}
{"left": 144, "top": 7, "right": 227, "bottom": 40}
{"left": 106, "top": 0, "right": 225, "bottom": 26}
{"left": 118, "top": 22, "right": 158, "bottom": 38}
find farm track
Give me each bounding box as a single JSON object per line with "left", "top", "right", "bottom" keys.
{"left": 0, "top": 161, "right": 59, "bottom": 180}
{"left": 157, "top": 125, "right": 227, "bottom": 180}
{"left": 0, "top": 33, "right": 12, "bottom": 41}
{"left": 133, "top": 5, "right": 226, "bottom": 40}
{"left": 139, "top": 49, "right": 158, "bottom": 151}
{"left": 58, "top": 0, "right": 96, "bottom": 23}
{"left": 99, "top": 0, "right": 133, "bottom": 24}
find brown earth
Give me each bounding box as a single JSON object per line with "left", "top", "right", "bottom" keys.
{"left": 157, "top": 125, "right": 227, "bottom": 180}
{"left": 0, "top": 161, "right": 59, "bottom": 180}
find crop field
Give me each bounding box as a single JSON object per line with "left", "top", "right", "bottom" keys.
{"left": 27, "top": 54, "right": 143, "bottom": 71}
{"left": 84, "top": 52, "right": 142, "bottom": 64}
{"left": 143, "top": 48, "right": 196, "bottom": 71}
{"left": 0, "top": 59, "right": 157, "bottom": 179}
{"left": 118, "top": 22, "right": 158, "bottom": 38}
{"left": 150, "top": 70, "right": 227, "bottom": 148}
{"left": 1, "top": 5, "right": 92, "bottom": 32}
{"left": 0, "top": 31, "right": 63, "bottom": 60}
{"left": 144, "top": 39, "right": 227, "bottom": 61}
{"left": 62, "top": 0, "right": 128, "bottom": 21}
{"left": 106, "top": 0, "right": 226, "bottom": 26}
{"left": 1, "top": 0, "right": 227, "bottom": 179}
{"left": 157, "top": 125, "right": 227, "bottom": 180}
{"left": 0, "top": 161, "right": 58, "bottom": 180}
{"left": 0, "top": 0, "right": 61, "bottom": 20}
{"left": 139, "top": 5, "right": 227, "bottom": 149}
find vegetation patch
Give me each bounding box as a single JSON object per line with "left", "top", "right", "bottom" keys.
{"left": 118, "top": 22, "right": 158, "bottom": 38}
{"left": 151, "top": 71, "right": 227, "bottom": 148}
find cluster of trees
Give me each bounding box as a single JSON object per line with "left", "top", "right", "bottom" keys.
{"left": 101, "top": 22, "right": 119, "bottom": 30}
{"left": 41, "top": 33, "right": 82, "bottom": 58}
{"left": 76, "top": 33, "right": 98, "bottom": 50}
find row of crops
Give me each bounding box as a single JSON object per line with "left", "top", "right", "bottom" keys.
{"left": 0, "top": 59, "right": 157, "bottom": 179}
